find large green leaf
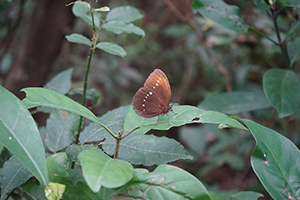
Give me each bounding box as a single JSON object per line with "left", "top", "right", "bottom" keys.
{"left": 229, "top": 191, "right": 263, "bottom": 200}
{"left": 21, "top": 87, "right": 112, "bottom": 136}
{"left": 44, "top": 68, "right": 73, "bottom": 94}
{"left": 124, "top": 105, "right": 247, "bottom": 133}
{"left": 192, "top": 0, "right": 249, "bottom": 33}
{"left": 0, "top": 85, "right": 48, "bottom": 186}
{"left": 41, "top": 109, "right": 79, "bottom": 152}
{"left": 198, "top": 91, "right": 271, "bottom": 114}
{"left": 263, "top": 69, "right": 300, "bottom": 117}
{"left": 105, "top": 6, "right": 143, "bottom": 23}
{"left": 103, "top": 132, "right": 192, "bottom": 166}
{"left": 78, "top": 149, "right": 134, "bottom": 193}
{"left": 243, "top": 119, "right": 300, "bottom": 200}
{"left": 0, "top": 156, "right": 32, "bottom": 200}
{"left": 119, "top": 164, "right": 210, "bottom": 200}
{"left": 96, "top": 42, "right": 126, "bottom": 57}
{"left": 253, "top": 0, "right": 270, "bottom": 11}
{"left": 102, "top": 21, "right": 145, "bottom": 37}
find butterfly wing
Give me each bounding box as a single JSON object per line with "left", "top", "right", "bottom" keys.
{"left": 132, "top": 69, "right": 172, "bottom": 118}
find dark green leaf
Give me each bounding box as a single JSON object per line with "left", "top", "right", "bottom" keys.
{"left": 253, "top": 0, "right": 270, "bottom": 11}
{"left": 102, "top": 21, "right": 145, "bottom": 37}
{"left": 192, "top": 0, "right": 249, "bottom": 33}
{"left": 22, "top": 178, "right": 48, "bottom": 200}
{"left": 198, "top": 91, "right": 271, "bottom": 114}
{"left": 0, "top": 156, "right": 32, "bottom": 199}
{"left": 66, "top": 144, "right": 97, "bottom": 162}
{"left": 96, "top": 42, "right": 127, "bottom": 57}
{"left": 106, "top": 6, "right": 143, "bottom": 23}
{"left": 103, "top": 132, "right": 193, "bottom": 166}
{"left": 120, "top": 164, "right": 210, "bottom": 200}
{"left": 65, "top": 33, "right": 92, "bottom": 46}
{"left": 263, "top": 69, "right": 300, "bottom": 117}
{"left": 79, "top": 149, "right": 134, "bottom": 192}
{"left": 79, "top": 105, "right": 129, "bottom": 143}
{"left": 243, "top": 119, "right": 300, "bottom": 200}
{"left": 44, "top": 69, "right": 73, "bottom": 94}
{"left": 287, "top": 39, "right": 300, "bottom": 67}
{"left": 0, "top": 86, "right": 48, "bottom": 186}
{"left": 68, "top": 88, "right": 100, "bottom": 105}
{"left": 41, "top": 110, "right": 79, "bottom": 152}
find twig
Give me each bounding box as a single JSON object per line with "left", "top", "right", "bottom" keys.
{"left": 163, "top": 0, "right": 232, "bottom": 92}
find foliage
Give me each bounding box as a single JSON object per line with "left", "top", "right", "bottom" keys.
{"left": 0, "top": 0, "right": 300, "bottom": 200}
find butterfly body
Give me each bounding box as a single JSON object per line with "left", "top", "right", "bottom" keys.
{"left": 132, "top": 69, "right": 172, "bottom": 119}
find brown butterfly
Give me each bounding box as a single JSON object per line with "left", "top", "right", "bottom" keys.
{"left": 132, "top": 69, "right": 175, "bottom": 125}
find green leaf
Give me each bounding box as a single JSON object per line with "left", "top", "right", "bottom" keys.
{"left": 22, "top": 178, "right": 48, "bottom": 200}
{"left": 68, "top": 88, "right": 100, "bottom": 105}
{"left": 106, "top": 6, "right": 143, "bottom": 23}
{"left": 124, "top": 105, "right": 247, "bottom": 133}
{"left": 0, "top": 85, "right": 48, "bottom": 186}
{"left": 198, "top": 91, "right": 271, "bottom": 114}
{"left": 253, "top": 0, "right": 270, "bottom": 11}
{"left": 102, "top": 21, "right": 145, "bottom": 37}
{"left": 72, "top": 2, "right": 100, "bottom": 27}
{"left": 65, "top": 33, "right": 92, "bottom": 46}
{"left": 263, "top": 69, "right": 300, "bottom": 117}
{"left": 44, "top": 68, "right": 73, "bottom": 94}
{"left": 103, "top": 132, "right": 193, "bottom": 166}
{"left": 21, "top": 87, "right": 111, "bottom": 136}
{"left": 78, "top": 149, "right": 134, "bottom": 192}
{"left": 41, "top": 110, "right": 79, "bottom": 152}
{"left": 79, "top": 105, "right": 129, "bottom": 143}
{"left": 243, "top": 119, "right": 300, "bottom": 200}
{"left": 96, "top": 42, "right": 127, "bottom": 57}
{"left": 288, "top": 20, "right": 300, "bottom": 34}
{"left": 192, "top": 0, "right": 249, "bottom": 33}
{"left": 287, "top": 39, "right": 300, "bottom": 67}
{"left": 229, "top": 191, "right": 263, "bottom": 200}
{"left": 120, "top": 164, "right": 210, "bottom": 200}
{"left": 0, "top": 156, "right": 32, "bottom": 199}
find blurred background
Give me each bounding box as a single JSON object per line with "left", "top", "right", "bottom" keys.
{"left": 1, "top": 0, "right": 299, "bottom": 198}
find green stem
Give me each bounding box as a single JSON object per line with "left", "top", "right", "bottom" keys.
{"left": 270, "top": 8, "right": 290, "bottom": 67}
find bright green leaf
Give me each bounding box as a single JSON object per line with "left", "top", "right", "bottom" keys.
{"left": 103, "top": 132, "right": 193, "bottom": 166}
{"left": 45, "top": 182, "right": 66, "bottom": 200}
{"left": 21, "top": 87, "right": 111, "bottom": 136}
{"left": 65, "top": 33, "right": 92, "bottom": 46}
{"left": 94, "top": 6, "right": 110, "bottom": 12}
{"left": 192, "top": 0, "right": 249, "bottom": 33}
{"left": 0, "top": 85, "right": 48, "bottom": 186}
{"left": 96, "top": 42, "right": 127, "bottom": 57}
{"left": 102, "top": 21, "right": 145, "bottom": 37}
{"left": 263, "top": 69, "right": 300, "bottom": 117}
{"left": 72, "top": 2, "right": 101, "bottom": 27}
{"left": 119, "top": 164, "right": 210, "bottom": 200}
{"left": 79, "top": 149, "right": 134, "bottom": 192}
{"left": 243, "top": 119, "right": 300, "bottom": 200}
{"left": 106, "top": 6, "right": 143, "bottom": 23}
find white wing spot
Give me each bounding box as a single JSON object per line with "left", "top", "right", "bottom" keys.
{"left": 143, "top": 109, "right": 145, "bottom": 111}
{"left": 155, "top": 83, "right": 158, "bottom": 86}
{"left": 159, "top": 77, "right": 161, "bottom": 80}
{"left": 149, "top": 92, "right": 153, "bottom": 95}
{"left": 143, "top": 99, "right": 146, "bottom": 102}
{"left": 153, "top": 86, "right": 155, "bottom": 89}
{"left": 142, "top": 104, "right": 145, "bottom": 107}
